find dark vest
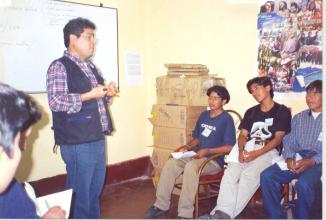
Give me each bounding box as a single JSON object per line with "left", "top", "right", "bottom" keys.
{"left": 51, "top": 56, "right": 113, "bottom": 145}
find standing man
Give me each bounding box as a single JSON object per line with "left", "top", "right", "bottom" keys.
{"left": 261, "top": 80, "right": 322, "bottom": 219}
{"left": 144, "top": 85, "right": 236, "bottom": 219}
{"left": 200, "top": 76, "right": 291, "bottom": 219}
{"left": 46, "top": 17, "right": 117, "bottom": 218}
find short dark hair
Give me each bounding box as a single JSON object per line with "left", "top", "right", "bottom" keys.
{"left": 63, "top": 17, "right": 96, "bottom": 48}
{"left": 290, "top": 2, "right": 298, "bottom": 9}
{"left": 279, "top": 1, "right": 287, "bottom": 10}
{"left": 247, "top": 76, "right": 274, "bottom": 98}
{"left": 306, "top": 80, "right": 322, "bottom": 93}
{"left": 206, "top": 85, "right": 230, "bottom": 104}
{"left": 0, "top": 83, "right": 41, "bottom": 157}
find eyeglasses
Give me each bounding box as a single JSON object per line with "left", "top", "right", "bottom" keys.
{"left": 208, "top": 96, "right": 222, "bottom": 101}
{"left": 80, "top": 33, "right": 96, "bottom": 41}
{"left": 306, "top": 91, "right": 321, "bottom": 97}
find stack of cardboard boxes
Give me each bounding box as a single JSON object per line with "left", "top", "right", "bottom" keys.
{"left": 149, "top": 64, "right": 225, "bottom": 190}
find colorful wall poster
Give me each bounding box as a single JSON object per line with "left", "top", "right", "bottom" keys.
{"left": 257, "top": 0, "right": 322, "bottom": 93}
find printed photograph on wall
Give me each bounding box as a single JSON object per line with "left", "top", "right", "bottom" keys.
{"left": 257, "top": 0, "right": 322, "bottom": 93}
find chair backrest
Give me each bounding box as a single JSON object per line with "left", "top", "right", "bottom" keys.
{"left": 226, "top": 109, "right": 242, "bottom": 135}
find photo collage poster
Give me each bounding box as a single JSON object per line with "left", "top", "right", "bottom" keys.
{"left": 257, "top": 0, "right": 322, "bottom": 93}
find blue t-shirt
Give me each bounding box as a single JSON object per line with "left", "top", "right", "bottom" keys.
{"left": 192, "top": 110, "right": 236, "bottom": 167}
{"left": 0, "top": 179, "right": 38, "bottom": 218}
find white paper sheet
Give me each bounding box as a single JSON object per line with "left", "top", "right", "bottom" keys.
{"left": 171, "top": 151, "right": 197, "bottom": 159}
{"left": 36, "top": 189, "right": 73, "bottom": 218}
{"left": 24, "top": 182, "right": 72, "bottom": 218}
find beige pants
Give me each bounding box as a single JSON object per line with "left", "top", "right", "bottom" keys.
{"left": 154, "top": 157, "right": 222, "bottom": 218}
{"left": 210, "top": 149, "right": 278, "bottom": 218}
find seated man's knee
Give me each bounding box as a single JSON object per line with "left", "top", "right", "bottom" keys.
{"left": 260, "top": 165, "right": 281, "bottom": 188}
{"left": 163, "top": 158, "right": 178, "bottom": 170}
{"left": 295, "top": 179, "right": 312, "bottom": 193}
{"left": 221, "top": 163, "right": 241, "bottom": 182}
{"left": 184, "top": 160, "right": 198, "bottom": 172}
{"left": 260, "top": 167, "right": 272, "bottom": 183}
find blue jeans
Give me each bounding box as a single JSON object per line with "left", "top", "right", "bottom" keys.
{"left": 60, "top": 139, "right": 106, "bottom": 218}
{"left": 260, "top": 151, "right": 322, "bottom": 219}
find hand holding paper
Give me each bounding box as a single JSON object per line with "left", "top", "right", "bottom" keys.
{"left": 36, "top": 189, "right": 73, "bottom": 218}
{"left": 42, "top": 206, "right": 67, "bottom": 219}
{"left": 225, "top": 139, "right": 256, "bottom": 163}
{"left": 24, "top": 183, "right": 71, "bottom": 218}
{"left": 275, "top": 153, "right": 302, "bottom": 171}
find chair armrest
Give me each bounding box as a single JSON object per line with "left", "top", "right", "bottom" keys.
{"left": 197, "top": 153, "right": 226, "bottom": 175}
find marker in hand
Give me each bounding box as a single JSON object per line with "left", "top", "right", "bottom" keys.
{"left": 45, "top": 199, "right": 51, "bottom": 209}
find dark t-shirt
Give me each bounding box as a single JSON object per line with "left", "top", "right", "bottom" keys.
{"left": 0, "top": 179, "right": 38, "bottom": 218}
{"left": 239, "top": 102, "right": 291, "bottom": 148}
{"left": 193, "top": 110, "right": 236, "bottom": 167}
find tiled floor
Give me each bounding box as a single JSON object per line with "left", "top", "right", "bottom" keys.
{"left": 100, "top": 177, "right": 266, "bottom": 219}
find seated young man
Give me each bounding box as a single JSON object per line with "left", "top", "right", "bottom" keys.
{"left": 200, "top": 76, "right": 291, "bottom": 219}
{"left": 144, "top": 85, "right": 236, "bottom": 219}
{"left": 261, "top": 79, "right": 322, "bottom": 219}
{"left": 0, "top": 83, "right": 66, "bottom": 218}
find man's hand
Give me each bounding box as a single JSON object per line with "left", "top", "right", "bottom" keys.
{"left": 42, "top": 206, "right": 66, "bottom": 219}
{"left": 105, "top": 81, "right": 119, "bottom": 97}
{"left": 81, "top": 85, "right": 107, "bottom": 102}
{"left": 294, "top": 158, "right": 315, "bottom": 173}
{"left": 286, "top": 158, "right": 296, "bottom": 173}
{"left": 178, "top": 145, "right": 189, "bottom": 153}
{"left": 238, "top": 150, "right": 246, "bottom": 163}
{"left": 192, "top": 148, "right": 209, "bottom": 159}
{"left": 243, "top": 150, "right": 259, "bottom": 163}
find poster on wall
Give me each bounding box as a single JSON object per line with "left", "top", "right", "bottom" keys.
{"left": 257, "top": 0, "right": 322, "bottom": 95}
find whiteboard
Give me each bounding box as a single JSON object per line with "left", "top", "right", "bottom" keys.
{"left": 0, "top": 0, "right": 118, "bottom": 93}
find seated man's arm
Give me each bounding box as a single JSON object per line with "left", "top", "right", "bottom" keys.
{"left": 179, "top": 138, "right": 200, "bottom": 152}
{"left": 207, "top": 144, "right": 233, "bottom": 154}
{"left": 194, "top": 144, "right": 234, "bottom": 159}
{"left": 238, "top": 129, "right": 249, "bottom": 163}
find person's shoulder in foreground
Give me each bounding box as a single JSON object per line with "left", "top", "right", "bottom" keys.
{"left": 0, "top": 83, "right": 66, "bottom": 218}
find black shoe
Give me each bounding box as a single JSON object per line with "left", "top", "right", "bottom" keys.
{"left": 176, "top": 216, "right": 191, "bottom": 219}
{"left": 144, "top": 206, "right": 168, "bottom": 219}
{"left": 199, "top": 210, "right": 230, "bottom": 219}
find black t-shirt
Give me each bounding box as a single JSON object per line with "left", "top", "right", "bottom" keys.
{"left": 239, "top": 102, "right": 291, "bottom": 143}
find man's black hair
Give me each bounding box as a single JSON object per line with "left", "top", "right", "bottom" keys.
{"left": 206, "top": 85, "right": 230, "bottom": 104}
{"left": 247, "top": 76, "right": 274, "bottom": 98}
{"left": 306, "top": 80, "right": 322, "bottom": 93}
{"left": 0, "top": 83, "right": 41, "bottom": 157}
{"left": 63, "top": 17, "right": 96, "bottom": 48}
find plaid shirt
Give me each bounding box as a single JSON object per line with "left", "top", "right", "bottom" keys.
{"left": 47, "top": 50, "right": 109, "bottom": 132}
{"left": 282, "top": 109, "right": 322, "bottom": 164}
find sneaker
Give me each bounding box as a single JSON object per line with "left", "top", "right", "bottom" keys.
{"left": 199, "top": 210, "right": 230, "bottom": 219}
{"left": 144, "top": 206, "right": 168, "bottom": 219}
{"left": 199, "top": 214, "right": 213, "bottom": 219}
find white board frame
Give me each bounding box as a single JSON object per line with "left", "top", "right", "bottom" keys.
{"left": 0, "top": 0, "right": 119, "bottom": 93}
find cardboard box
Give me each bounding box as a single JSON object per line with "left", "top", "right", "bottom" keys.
{"left": 151, "top": 147, "right": 174, "bottom": 173}
{"left": 150, "top": 104, "right": 206, "bottom": 129}
{"left": 150, "top": 147, "right": 183, "bottom": 194}
{"left": 152, "top": 126, "right": 193, "bottom": 149}
{"left": 156, "top": 75, "right": 225, "bottom": 106}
